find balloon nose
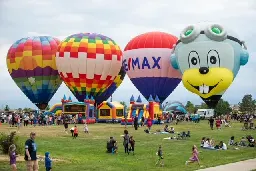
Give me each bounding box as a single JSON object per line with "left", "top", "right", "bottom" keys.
{"left": 199, "top": 67, "right": 209, "bottom": 74}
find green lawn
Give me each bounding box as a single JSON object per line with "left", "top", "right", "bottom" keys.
{"left": 0, "top": 121, "right": 255, "bottom": 171}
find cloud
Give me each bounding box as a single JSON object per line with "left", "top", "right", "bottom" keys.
{"left": 0, "top": 0, "right": 256, "bottom": 109}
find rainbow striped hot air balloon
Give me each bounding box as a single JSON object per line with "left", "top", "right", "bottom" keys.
{"left": 123, "top": 32, "right": 182, "bottom": 103}
{"left": 94, "top": 66, "right": 126, "bottom": 104}
{"left": 6, "top": 36, "right": 62, "bottom": 110}
{"left": 56, "top": 33, "right": 122, "bottom": 103}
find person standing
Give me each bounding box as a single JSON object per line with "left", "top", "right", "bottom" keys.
{"left": 141, "top": 116, "right": 145, "bottom": 127}
{"left": 123, "top": 130, "right": 130, "bottom": 154}
{"left": 134, "top": 116, "right": 138, "bottom": 130}
{"left": 25, "top": 132, "right": 38, "bottom": 171}
{"left": 208, "top": 117, "right": 214, "bottom": 130}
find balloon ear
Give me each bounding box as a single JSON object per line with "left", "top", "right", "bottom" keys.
{"left": 240, "top": 49, "right": 249, "bottom": 66}
{"left": 171, "top": 54, "right": 179, "bottom": 70}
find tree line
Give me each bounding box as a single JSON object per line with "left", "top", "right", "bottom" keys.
{"left": 185, "top": 94, "right": 256, "bottom": 116}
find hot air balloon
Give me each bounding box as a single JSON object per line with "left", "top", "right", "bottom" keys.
{"left": 56, "top": 33, "right": 122, "bottom": 103}
{"left": 171, "top": 23, "right": 249, "bottom": 108}
{"left": 6, "top": 36, "right": 62, "bottom": 110}
{"left": 94, "top": 66, "right": 126, "bottom": 104}
{"left": 123, "top": 32, "right": 182, "bottom": 103}
{"left": 164, "top": 101, "right": 187, "bottom": 114}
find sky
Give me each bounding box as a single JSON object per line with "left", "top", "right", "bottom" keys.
{"left": 0, "top": 0, "right": 256, "bottom": 109}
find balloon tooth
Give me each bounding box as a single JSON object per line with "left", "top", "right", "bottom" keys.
{"left": 204, "top": 85, "right": 209, "bottom": 94}
{"left": 199, "top": 86, "right": 204, "bottom": 93}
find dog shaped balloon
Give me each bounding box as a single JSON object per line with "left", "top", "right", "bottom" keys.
{"left": 171, "top": 23, "right": 249, "bottom": 108}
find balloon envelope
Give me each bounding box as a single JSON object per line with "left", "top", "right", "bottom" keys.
{"left": 171, "top": 23, "right": 249, "bottom": 108}
{"left": 56, "top": 33, "right": 122, "bottom": 102}
{"left": 123, "top": 32, "right": 182, "bottom": 103}
{"left": 94, "top": 66, "right": 126, "bottom": 104}
{"left": 6, "top": 36, "right": 62, "bottom": 110}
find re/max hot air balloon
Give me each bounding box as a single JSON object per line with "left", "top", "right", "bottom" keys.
{"left": 94, "top": 66, "right": 126, "bottom": 104}
{"left": 123, "top": 32, "right": 182, "bottom": 103}
{"left": 56, "top": 33, "right": 122, "bottom": 103}
{"left": 6, "top": 36, "right": 62, "bottom": 110}
{"left": 171, "top": 23, "right": 249, "bottom": 108}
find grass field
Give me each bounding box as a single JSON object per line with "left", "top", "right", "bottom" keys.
{"left": 0, "top": 121, "right": 255, "bottom": 171}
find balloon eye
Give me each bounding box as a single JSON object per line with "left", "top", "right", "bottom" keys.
{"left": 185, "top": 29, "right": 193, "bottom": 36}
{"left": 211, "top": 27, "right": 222, "bottom": 34}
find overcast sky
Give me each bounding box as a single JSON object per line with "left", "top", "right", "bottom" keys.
{"left": 0, "top": 0, "right": 256, "bottom": 109}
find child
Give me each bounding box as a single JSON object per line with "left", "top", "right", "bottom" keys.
{"left": 70, "top": 126, "right": 74, "bottom": 137}
{"left": 45, "top": 152, "right": 52, "bottom": 171}
{"left": 73, "top": 125, "right": 78, "bottom": 139}
{"left": 229, "top": 136, "right": 235, "bottom": 145}
{"left": 155, "top": 145, "right": 164, "bottom": 167}
{"left": 33, "top": 117, "right": 37, "bottom": 127}
{"left": 84, "top": 123, "right": 89, "bottom": 133}
{"left": 186, "top": 145, "right": 200, "bottom": 166}
{"left": 200, "top": 137, "right": 206, "bottom": 147}
{"left": 9, "top": 144, "right": 18, "bottom": 171}
{"left": 129, "top": 136, "right": 135, "bottom": 155}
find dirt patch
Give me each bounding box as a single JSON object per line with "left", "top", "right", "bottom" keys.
{"left": 0, "top": 155, "right": 67, "bottom": 162}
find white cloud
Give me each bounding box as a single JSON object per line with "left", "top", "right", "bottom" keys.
{"left": 0, "top": 0, "right": 256, "bottom": 109}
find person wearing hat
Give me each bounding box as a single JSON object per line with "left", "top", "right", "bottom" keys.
{"left": 24, "top": 132, "right": 38, "bottom": 171}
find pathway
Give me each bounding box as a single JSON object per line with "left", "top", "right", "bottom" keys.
{"left": 197, "top": 159, "right": 256, "bottom": 171}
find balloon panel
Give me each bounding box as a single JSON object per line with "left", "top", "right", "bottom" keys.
{"left": 94, "top": 66, "right": 126, "bottom": 104}
{"left": 6, "top": 36, "right": 62, "bottom": 109}
{"left": 171, "top": 23, "right": 249, "bottom": 108}
{"left": 123, "top": 32, "right": 181, "bottom": 103}
{"left": 56, "top": 33, "right": 122, "bottom": 102}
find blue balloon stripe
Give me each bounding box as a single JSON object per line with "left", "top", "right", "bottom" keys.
{"left": 130, "top": 77, "right": 181, "bottom": 103}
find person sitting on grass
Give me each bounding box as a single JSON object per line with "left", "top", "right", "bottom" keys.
{"left": 229, "top": 136, "right": 235, "bottom": 145}
{"left": 239, "top": 137, "right": 247, "bottom": 146}
{"left": 169, "top": 127, "right": 175, "bottom": 133}
{"left": 217, "top": 141, "right": 227, "bottom": 150}
{"left": 203, "top": 138, "right": 215, "bottom": 150}
{"left": 163, "top": 125, "right": 169, "bottom": 132}
{"left": 185, "top": 145, "right": 200, "bottom": 166}
{"left": 200, "top": 137, "right": 206, "bottom": 148}
{"left": 247, "top": 135, "right": 255, "bottom": 147}
{"left": 107, "top": 137, "right": 118, "bottom": 154}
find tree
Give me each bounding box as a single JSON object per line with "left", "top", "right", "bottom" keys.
{"left": 215, "top": 99, "right": 232, "bottom": 116}
{"left": 185, "top": 101, "right": 195, "bottom": 113}
{"left": 23, "top": 108, "right": 31, "bottom": 113}
{"left": 4, "top": 105, "right": 10, "bottom": 112}
{"left": 239, "top": 94, "right": 255, "bottom": 114}
{"left": 199, "top": 103, "right": 209, "bottom": 109}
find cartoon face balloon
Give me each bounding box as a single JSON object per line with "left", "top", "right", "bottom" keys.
{"left": 171, "top": 23, "right": 249, "bottom": 108}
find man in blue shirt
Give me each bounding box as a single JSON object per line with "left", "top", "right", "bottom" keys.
{"left": 25, "top": 132, "right": 38, "bottom": 171}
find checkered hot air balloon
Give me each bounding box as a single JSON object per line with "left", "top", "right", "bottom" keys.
{"left": 94, "top": 66, "right": 126, "bottom": 104}
{"left": 123, "top": 32, "right": 182, "bottom": 103}
{"left": 56, "top": 33, "right": 122, "bottom": 103}
{"left": 6, "top": 36, "right": 62, "bottom": 110}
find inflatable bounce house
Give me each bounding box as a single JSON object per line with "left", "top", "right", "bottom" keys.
{"left": 97, "top": 101, "right": 124, "bottom": 123}
{"left": 121, "top": 95, "right": 162, "bottom": 125}
{"left": 61, "top": 95, "right": 96, "bottom": 124}
{"left": 46, "top": 103, "right": 62, "bottom": 115}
